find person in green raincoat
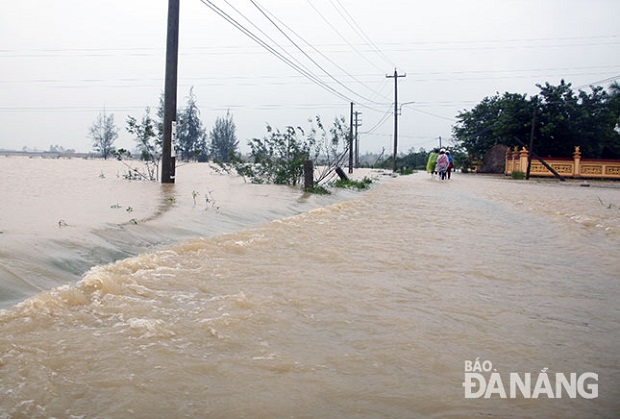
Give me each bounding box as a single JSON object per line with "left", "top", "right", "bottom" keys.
{"left": 426, "top": 148, "right": 439, "bottom": 176}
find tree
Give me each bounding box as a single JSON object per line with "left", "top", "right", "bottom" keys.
{"left": 247, "top": 125, "right": 309, "bottom": 185}
{"left": 306, "top": 115, "right": 350, "bottom": 182}
{"left": 209, "top": 110, "right": 238, "bottom": 162}
{"left": 535, "top": 80, "right": 581, "bottom": 157}
{"left": 576, "top": 84, "right": 620, "bottom": 158}
{"left": 453, "top": 80, "right": 620, "bottom": 163}
{"left": 177, "top": 87, "right": 208, "bottom": 162}
{"left": 89, "top": 110, "right": 119, "bottom": 159}
{"left": 453, "top": 92, "right": 532, "bottom": 162}
{"left": 125, "top": 107, "right": 159, "bottom": 180}
{"left": 233, "top": 116, "right": 349, "bottom": 186}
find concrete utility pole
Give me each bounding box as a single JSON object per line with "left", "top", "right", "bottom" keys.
{"left": 161, "top": 0, "right": 180, "bottom": 184}
{"left": 386, "top": 69, "right": 406, "bottom": 172}
{"left": 526, "top": 96, "right": 538, "bottom": 180}
{"left": 349, "top": 102, "right": 354, "bottom": 174}
{"left": 354, "top": 112, "right": 360, "bottom": 168}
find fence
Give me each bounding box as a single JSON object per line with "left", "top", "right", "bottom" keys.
{"left": 505, "top": 146, "right": 620, "bottom": 179}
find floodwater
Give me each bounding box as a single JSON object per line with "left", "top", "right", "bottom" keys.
{"left": 0, "top": 156, "right": 619, "bottom": 418}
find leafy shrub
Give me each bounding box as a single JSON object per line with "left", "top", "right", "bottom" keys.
{"left": 333, "top": 176, "right": 373, "bottom": 190}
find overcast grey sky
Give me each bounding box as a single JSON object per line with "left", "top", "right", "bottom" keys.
{"left": 1, "top": 0, "right": 619, "bottom": 155}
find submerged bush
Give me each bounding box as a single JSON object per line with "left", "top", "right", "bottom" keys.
{"left": 333, "top": 176, "right": 373, "bottom": 190}
{"left": 304, "top": 184, "right": 331, "bottom": 195}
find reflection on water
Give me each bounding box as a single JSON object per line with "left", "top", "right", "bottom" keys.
{"left": 0, "top": 157, "right": 619, "bottom": 418}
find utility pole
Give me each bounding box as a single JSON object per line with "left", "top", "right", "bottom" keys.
{"left": 355, "top": 112, "right": 362, "bottom": 168}
{"left": 161, "top": 0, "right": 180, "bottom": 184}
{"left": 386, "top": 69, "right": 406, "bottom": 172}
{"left": 438, "top": 136, "right": 442, "bottom": 149}
{"left": 349, "top": 102, "right": 354, "bottom": 173}
{"left": 526, "top": 96, "right": 538, "bottom": 180}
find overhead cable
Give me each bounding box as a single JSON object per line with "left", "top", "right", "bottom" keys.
{"left": 249, "top": 0, "right": 391, "bottom": 105}
{"left": 305, "top": 0, "right": 386, "bottom": 74}
{"left": 330, "top": 0, "right": 395, "bottom": 69}
{"left": 198, "top": 0, "right": 353, "bottom": 103}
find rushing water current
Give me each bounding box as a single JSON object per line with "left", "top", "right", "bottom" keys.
{"left": 0, "top": 157, "right": 619, "bottom": 418}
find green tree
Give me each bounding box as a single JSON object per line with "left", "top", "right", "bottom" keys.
{"left": 89, "top": 110, "right": 119, "bottom": 159}
{"left": 233, "top": 116, "right": 349, "bottom": 186}
{"left": 125, "top": 107, "right": 159, "bottom": 180}
{"left": 535, "top": 80, "right": 581, "bottom": 157}
{"left": 306, "top": 115, "right": 350, "bottom": 181}
{"left": 453, "top": 92, "right": 531, "bottom": 162}
{"left": 576, "top": 84, "right": 620, "bottom": 158}
{"left": 247, "top": 125, "right": 309, "bottom": 185}
{"left": 209, "top": 110, "right": 238, "bottom": 162}
{"left": 453, "top": 80, "right": 620, "bottom": 162}
{"left": 177, "top": 88, "right": 208, "bottom": 162}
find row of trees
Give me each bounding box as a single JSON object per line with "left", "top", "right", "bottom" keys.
{"left": 453, "top": 80, "right": 620, "bottom": 164}
{"left": 89, "top": 88, "right": 238, "bottom": 166}
{"left": 90, "top": 88, "right": 352, "bottom": 186}
{"left": 93, "top": 79, "right": 619, "bottom": 182}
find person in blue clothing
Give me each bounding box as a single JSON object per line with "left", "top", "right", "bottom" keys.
{"left": 446, "top": 150, "right": 454, "bottom": 180}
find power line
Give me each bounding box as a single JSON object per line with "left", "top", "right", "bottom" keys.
{"left": 361, "top": 105, "right": 393, "bottom": 135}
{"left": 4, "top": 65, "right": 618, "bottom": 86}
{"left": 329, "top": 0, "right": 395, "bottom": 69}
{"left": 304, "top": 0, "right": 386, "bottom": 74}
{"left": 248, "top": 0, "right": 386, "bottom": 106}
{"left": 406, "top": 108, "right": 458, "bottom": 122}
{"left": 197, "top": 0, "right": 353, "bottom": 103}
{"left": 248, "top": 0, "right": 391, "bottom": 105}
{"left": 2, "top": 34, "right": 616, "bottom": 57}
{"left": 574, "top": 75, "right": 620, "bottom": 90}
{"left": 220, "top": 0, "right": 318, "bottom": 80}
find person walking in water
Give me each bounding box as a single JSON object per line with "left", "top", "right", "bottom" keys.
{"left": 436, "top": 149, "right": 450, "bottom": 180}
{"left": 426, "top": 148, "right": 439, "bottom": 178}
{"left": 446, "top": 150, "right": 454, "bottom": 180}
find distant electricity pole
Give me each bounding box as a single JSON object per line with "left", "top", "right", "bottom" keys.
{"left": 386, "top": 69, "right": 406, "bottom": 172}
{"left": 349, "top": 102, "right": 354, "bottom": 173}
{"left": 161, "top": 0, "right": 180, "bottom": 184}
{"left": 354, "top": 111, "right": 362, "bottom": 168}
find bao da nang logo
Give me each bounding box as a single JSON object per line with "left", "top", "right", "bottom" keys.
{"left": 463, "top": 358, "right": 598, "bottom": 399}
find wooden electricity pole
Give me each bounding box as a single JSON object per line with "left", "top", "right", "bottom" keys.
{"left": 386, "top": 69, "right": 406, "bottom": 172}
{"left": 161, "top": 0, "right": 180, "bottom": 184}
